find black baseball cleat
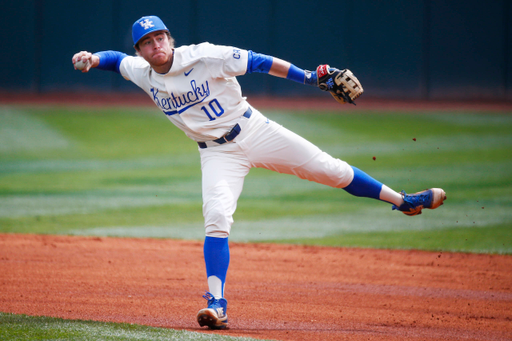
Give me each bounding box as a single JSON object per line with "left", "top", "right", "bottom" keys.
{"left": 392, "top": 188, "right": 446, "bottom": 216}
{"left": 197, "top": 292, "right": 228, "bottom": 330}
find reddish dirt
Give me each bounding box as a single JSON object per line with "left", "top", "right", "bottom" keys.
{"left": 2, "top": 91, "right": 512, "bottom": 112}
{"left": 1, "top": 233, "right": 511, "bottom": 341}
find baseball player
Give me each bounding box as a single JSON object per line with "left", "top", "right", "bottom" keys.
{"left": 72, "top": 15, "right": 446, "bottom": 330}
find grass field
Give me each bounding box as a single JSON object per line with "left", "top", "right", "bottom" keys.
{"left": 0, "top": 312, "right": 260, "bottom": 341}
{"left": 1, "top": 104, "right": 511, "bottom": 339}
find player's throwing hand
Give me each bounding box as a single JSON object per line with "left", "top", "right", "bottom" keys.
{"left": 72, "top": 51, "right": 99, "bottom": 72}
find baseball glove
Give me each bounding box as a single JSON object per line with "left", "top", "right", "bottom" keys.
{"left": 317, "top": 65, "right": 363, "bottom": 105}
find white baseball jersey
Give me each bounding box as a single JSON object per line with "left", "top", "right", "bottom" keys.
{"left": 119, "top": 42, "right": 250, "bottom": 141}
{"left": 117, "top": 42, "right": 354, "bottom": 238}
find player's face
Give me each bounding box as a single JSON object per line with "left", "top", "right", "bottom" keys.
{"left": 137, "top": 31, "right": 173, "bottom": 72}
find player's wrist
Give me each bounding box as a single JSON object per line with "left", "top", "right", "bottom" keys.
{"left": 90, "top": 55, "right": 100, "bottom": 68}
{"left": 286, "top": 65, "right": 318, "bottom": 87}
{"left": 304, "top": 70, "right": 318, "bottom": 86}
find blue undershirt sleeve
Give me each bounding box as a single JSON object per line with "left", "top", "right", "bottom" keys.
{"left": 94, "top": 51, "right": 128, "bottom": 74}
{"left": 246, "top": 50, "right": 273, "bottom": 74}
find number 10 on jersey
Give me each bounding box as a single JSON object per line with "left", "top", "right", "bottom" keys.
{"left": 201, "top": 99, "right": 225, "bottom": 121}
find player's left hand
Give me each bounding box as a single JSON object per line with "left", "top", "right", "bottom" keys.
{"left": 317, "top": 65, "right": 363, "bottom": 105}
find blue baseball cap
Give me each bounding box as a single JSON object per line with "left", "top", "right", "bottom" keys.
{"left": 132, "top": 15, "right": 169, "bottom": 46}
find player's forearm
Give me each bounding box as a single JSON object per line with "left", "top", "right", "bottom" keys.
{"left": 268, "top": 58, "right": 291, "bottom": 78}
{"left": 72, "top": 50, "right": 127, "bottom": 74}
{"left": 246, "top": 51, "right": 317, "bottom": 86}
{"left": 94, "top": 51, "right": 128, "bottom": 73}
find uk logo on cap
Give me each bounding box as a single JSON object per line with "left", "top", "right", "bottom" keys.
{"left": 132, "top": 15, "right": 169, "bottom": 45}
{"left": 139, "top": 19, "right": 154, "bottom": 30}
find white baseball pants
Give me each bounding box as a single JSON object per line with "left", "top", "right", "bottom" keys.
{"left": 199, "top": 107, "right": 354, "bottom": 237}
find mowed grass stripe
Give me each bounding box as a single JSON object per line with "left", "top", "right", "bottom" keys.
{"left": 67, "top": 201, "right": 510, "bottom": 244}
{"left": 0, "top": 107, "right": 71, "bottom": 152}
{"left": 0, "top": 106, "right": 510, "bottom": 254}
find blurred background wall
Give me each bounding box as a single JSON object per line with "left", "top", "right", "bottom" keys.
{"left": 1, "top": 0, "right": 511, "bottom": 101}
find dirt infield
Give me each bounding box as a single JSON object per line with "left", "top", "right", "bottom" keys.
{"left": 1, "top": 234, "right": 511, "bottom": 341}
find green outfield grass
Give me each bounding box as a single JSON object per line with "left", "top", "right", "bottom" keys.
{"left": 1, "top": 105, "right": 510, "bottom": 252}
{"left": 1, "top": 104, "right": 511, "bottom": 339}
{"left": 0, "top": 312, "right": 262, "bottom": 341}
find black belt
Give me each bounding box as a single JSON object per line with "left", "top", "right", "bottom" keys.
{"left": 198, "top": 107, "right": 252, "bottom": 149}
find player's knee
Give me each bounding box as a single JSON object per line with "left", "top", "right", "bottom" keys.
{"left": 297, "top": 154, "right": 353, "bottom": 188}
{"left": 204, "top": 210, "right": 231, "bottom": 237}
{"left": 203, "top": 203, "right": 233, "bottom": 238}
{"left": 202, "top": 182, "right": 238, "bottom": 239}
{"left": 205, "top": 227, "right": 230, "bottom": 238}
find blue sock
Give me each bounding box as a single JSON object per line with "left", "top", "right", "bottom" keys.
{"left": 203, "top": 236, "right": 230, "bottom": 298}
{"left": 343, "top": 166, "right": 383, "bottom": 200}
